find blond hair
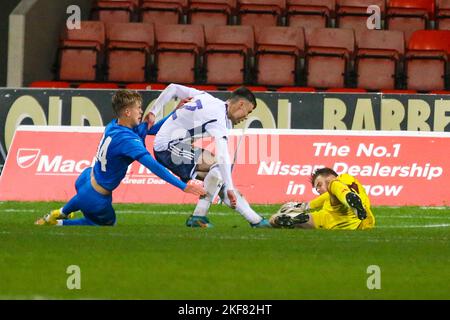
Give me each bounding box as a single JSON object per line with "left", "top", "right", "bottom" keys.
{"left": 112, "top": 90, "right": 142, "bottom": 116}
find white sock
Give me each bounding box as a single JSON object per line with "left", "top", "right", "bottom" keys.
{"left": 193, "top": 166, "right": 222, "bottom": 217}
{"left": 221, "top": 187, "right": 263, "bottom": 225}
{"left": 193, "top": 197, "right": 210, "bottom": 217}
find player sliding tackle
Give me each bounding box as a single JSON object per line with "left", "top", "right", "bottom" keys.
{"left": 270, "top": 168, "right": 375, "bottom": 230}
{"left": 148, "top": 83, "right": 271, "bottom": 228}
{"left": 35, "top": 90, "right": 205, "bottom": 226}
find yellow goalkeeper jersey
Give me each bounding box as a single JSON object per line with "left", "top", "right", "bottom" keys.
{"left": 309, "top": 174, "right": 375, "bottom": 230}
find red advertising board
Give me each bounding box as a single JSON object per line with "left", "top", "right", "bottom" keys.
{"left": 0, "top": 126, "right": 449, "bottom": 206}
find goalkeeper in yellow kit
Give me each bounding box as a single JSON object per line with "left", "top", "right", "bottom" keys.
{"left": 270, "top": 167, "right": 375, "bottom": 230}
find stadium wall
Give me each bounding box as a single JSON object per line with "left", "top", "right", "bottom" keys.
{"left": 1, "top": 126, "right": 449, "bottom": 206}
{"left": 0, "top": 0, "right": 22, "bottom": 87}
{"left": 1, "top": 89, "right": 450, "bottom": 173}
{"left": 7, "top": 0, "right": 92, "bottom": 87}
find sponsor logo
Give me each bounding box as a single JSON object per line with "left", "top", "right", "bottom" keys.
{"left": 17, "top": 148, "right": 41, "bottom": 169}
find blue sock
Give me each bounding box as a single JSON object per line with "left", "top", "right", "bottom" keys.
{"left": 62, "top": 217, "right": 98, "bottom": 226}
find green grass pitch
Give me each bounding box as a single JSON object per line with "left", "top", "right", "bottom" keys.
{"left": 0, "top": 201, "right": 449, "bottom": 300}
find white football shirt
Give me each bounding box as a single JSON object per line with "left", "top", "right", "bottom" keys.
{"left": 153, "top": 86, "right": 232, "bottom": 152}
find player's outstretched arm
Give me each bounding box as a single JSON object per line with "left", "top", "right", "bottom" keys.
{"left": 138, "top": 153, "right": 206, "bottom": 196}
{"left": 309, "top": 192, "right": 329, "bottom": 210}
{"left": 149, "top": 83, "right": 203, "bottom": 118}
{"left": 184, "top": 180, "right": 207, "bottom": 197}
{"left": 146, "top": 97, "right": 192, "bottom": 134}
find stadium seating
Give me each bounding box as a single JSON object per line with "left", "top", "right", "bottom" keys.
{"left": 255, "top": 26, "right": 305, "bottom": 86}
{"left": 380, "top": 89, "right": 417, "bottom": 93}
{"left": 187, "top": 0, "right": 236, "bottom": 27}
{"left": 190, "top": 84, "right": 220, "bottom": 90}
{"left": 405, "top": 30, "right": 450, "bottom": 91}
{"left": 436, "top": 0, "right": 450, "bottom": 30}
{"left": 237, "top": 0, "right": 285, "bottom": 34}
{"left": 305, "top": 28, "right": 355, "bottom": 88}
{"left": 91, "top": 0, "right": 139, "bottom": 23}
{"left": 204, "top": 25, "right": 254, "bottom": 85}
{"left": 228, "top": 85, "right": 268, "bottom": 91}
{"left": 105, "top": 22, "right": 154, "bottom": 82}
{"left": 126, "top": 83, "right": 168, "bottom": 89}
{"left": 325, "top": 88, "right": 367, "bottom": 92}
{"left": 286, "top": 0, "right": 335, "bottom": 35}
{"left": 29, "top": 81, "right": 71, "bottom": 88}
{"left": 140, "top": 0, "right": 187, "bottom": 25}
{"left": 430, "top": 89, "right": 450, "bottom": 94}
{"left": 57, "top": 21, "right": 105, "bottom": 81}
{"left": 336, "top": 0, "right": 386, "bottom": 39}
{"left": 78, "top": 82, "right": 120, "bottom": 88}
{"left": 154, "top": 24, "right": 205, "bottom": 84}
{"left": 386, "top": 0, "right": 435, "bottom": 43}
{"left": 355, "top": 29, "right": 405, "bottom": 90}
{"left": 277, "top": 86, "right": 316, "bottom": 92}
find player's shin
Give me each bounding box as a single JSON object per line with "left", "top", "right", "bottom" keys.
{"left": 192, "top": 166, "right": 223, "bottom": 217}
{"left": 220, "top": 186, "right": 263, "bottom": 225}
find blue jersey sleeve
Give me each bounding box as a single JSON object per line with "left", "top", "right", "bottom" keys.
{"left": 147, "top": 111, "right": 175, "bottom": 135}
{"left": 121, "top": 134, "right": 148, "bottom": 160}
{"left": 138, "top": 154, "right": 187, "bottom": 191}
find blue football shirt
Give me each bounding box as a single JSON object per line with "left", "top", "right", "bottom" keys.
{"left": 92, "top": 119, "right": 185, "bottom": 191}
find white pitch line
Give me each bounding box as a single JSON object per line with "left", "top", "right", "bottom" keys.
{"left": 1, "top": 209, "right": 450, "bottom": 219}
{"left": 377, "top": 224, "right": 450, "bottom": 229}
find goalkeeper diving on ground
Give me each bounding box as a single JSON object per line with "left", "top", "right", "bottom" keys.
{"left": 270, "top": 167, "right": 375, "bottom": 230}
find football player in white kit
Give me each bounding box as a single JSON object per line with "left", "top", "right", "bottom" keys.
{"left": 147, "top": 83, "right": 271, "bottom": 228}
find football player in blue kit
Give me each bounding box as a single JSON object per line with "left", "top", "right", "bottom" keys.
{"left": 35, "top": 90, "right": 205, "bottom": 226}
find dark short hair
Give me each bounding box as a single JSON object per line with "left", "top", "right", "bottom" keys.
{"left": 310, "top": 167, "right": 338, "bottom": 186}
{"left": 229, "top": 86, "right": 257, "bottom": 109}
{"left": 112, "top": 90, "right": 142, "bottom": 116}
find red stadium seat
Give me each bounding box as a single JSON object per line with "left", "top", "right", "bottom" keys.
{"left": 78, "top": 83, "right": 120, "bottom": 89}
{"left": 325, "top": 88, "right": 367, "bottom": 92}
{"left": 227, "top": 85, "right": 268, "bottom": 91}
{"left": 277, "top": 86, "right": 316, "bottom": 92}
{"left": 355, "top": 30, "right": 405, "bottom": 90}
{"left": 305, "top": 28, "right": 355, "bottom": 89}
{"left": 29, "top": 81, "right": 71, "bottom": 88}
{"left": 140, "top": 0, "right": 187, "bottom": 25}
{"left": 255, "top": 26, "right": 305, "bottom": 86}
{"left": 405, "top": 30, "right": 450, "bottom": 91}
{"left": 204, "top": 25, "right": 254, "bottom": 85}
{"left": 190, "top": 85, "right": 220, "bottom": 91}
{"left": 155, "top": 24, "right": 205, "bottom": 84}
{"left": 386, "top": 0, "right": 435, "bottom": 43}
{"left": 237, "top": 0, "right": 285, "bottom": 34}
{"left": 430, "top": 90, "right": 450, "bottom": 94}
{"left": 91, "top": 0, "right": 139, "bottom": 23}
{"left": 106, "top": 22, "right": 154, "bottom": 82}
{"left": 286, "top": 0, "right": 335, "bottom": 36}
{"left": 187, "top": 0, "right": 236, "bottom": 27}
{"left": 127, "top": 83, "right": 169, "bottom": 90}
{"left": 126, "top": 83, "right": 169, "bottom": 90}
{"left": 58, "top": 21, "right": 105, "bottom": 81}
{"left": 126, "top": 83, "right": 153, "bottom": 89}
{"left": 436, "top": 0, "right": 450, "bottom": 30}
{"left": 336, "top": 0, "right": 386, "bottom": 39}
{"left": 380, "top": 89, "right": 417, "bottom": 93}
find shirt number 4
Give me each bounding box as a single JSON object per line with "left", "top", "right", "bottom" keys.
{"left": 96, "top": 136, "right": 112, "bottom": 172}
